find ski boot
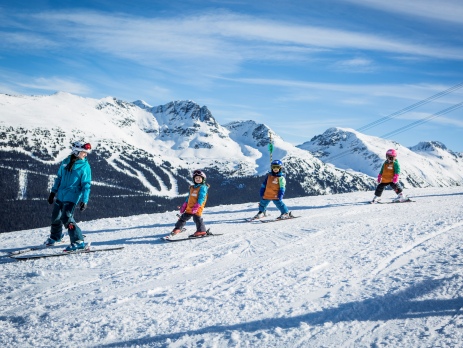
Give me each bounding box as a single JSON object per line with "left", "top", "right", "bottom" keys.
{"left": 191, "top": 231, "right": 207, "bottom": 237}
{"left": 277, "top": 211, "right": 293, "bottom": 220}
{"left": 393, "top": 192, "right": 406, "bottom": 202}
{"left": 252, "top": 211, "right": 267, "bottom": 220}
{"left": 170, "top": 229, "right": 182, "bottom": 237}
{"left": 64, "top": 240, "right": 87, "bottom": 252}
{"left": 44, "top": 233, "right": 65, "bottom": 246}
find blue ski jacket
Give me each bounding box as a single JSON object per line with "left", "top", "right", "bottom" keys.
{"left": 52, "top": 155, "right": 92, "bottom": 204}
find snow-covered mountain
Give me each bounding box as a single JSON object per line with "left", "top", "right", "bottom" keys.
{"left": 298, "top": 127, "right": 463, "bottom": 188}
{"left": 0, "top": 93, "right": 375, "bottom": 232}
{"left": 224, "top": 121, "right": 374, "bottom": 195}
{"left": 1, "top": 93, "right": 462, "bottom": 233}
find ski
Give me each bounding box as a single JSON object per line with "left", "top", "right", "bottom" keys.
{"left": 8, "top": 234, "right": 87, "bottom": 256}
{"left": 163, "top": 234, "right": 223, "bottom": 243}
{"left": 371, "top": 198, "right": 415, "bottom": 204}
{"left": 161, "top": 228, "right": 187, "bottom": 241}
{"left": 163, "top": 229, "right": 222, "bottom": 242}
{"left": 9, "top": 240, "right": 68, "bottom": 256}
{"left": 259, "top": 216, "right": 300, "bottom": 223}
{"left": 244, "top": 215, "right": 270, "bottom": 222}
{"left": 11, "top": 245, "right": 124, "bottom": 261}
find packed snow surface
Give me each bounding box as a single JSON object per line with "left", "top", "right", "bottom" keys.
{"left": 1, "top": 186, "right": 463, "bottom": 347}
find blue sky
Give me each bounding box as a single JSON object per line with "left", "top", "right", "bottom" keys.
{"left": 1, "top": 0, "right": 463, "bottom": 151}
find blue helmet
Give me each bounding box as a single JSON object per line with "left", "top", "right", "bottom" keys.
{"left": 271, "top": 160, "right": 283, "bottom": 173}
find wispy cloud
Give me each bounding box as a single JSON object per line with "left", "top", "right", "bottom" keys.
{"left": 17, "top": 77, "right": 91, "bottom": 94}
{"left": 397, "top": 109, "right": 463, "bottom": 127}
{"left": 216, "top": 77, "right": 463, "bottom": 102}
{"left": 343, "top": 0, "right": 463, "bottom": 25}
{"left": 333, "top": 58, "right": 376, "bottom": 73}
{"left": 4, "top": 9, "right": 463, "bottom": 77}
{"left": 0, "top": 32, "right": 57, "bottom": 50}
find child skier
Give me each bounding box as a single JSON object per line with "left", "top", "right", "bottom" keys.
{"left": 252, "top": 159, "right": 293, "bottom": 220}
{"left": 371, "top": 149, "right": 406, "bottom": 203}
{"left": 169, "top": 169, "right": 210, "bottom": 238}
{"left": 45, "top": 141, "right": 92, "bottom": 251}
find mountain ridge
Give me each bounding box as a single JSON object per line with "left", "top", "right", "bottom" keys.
{"left": 1, "top": 92, "right": 462, "bottom": 232}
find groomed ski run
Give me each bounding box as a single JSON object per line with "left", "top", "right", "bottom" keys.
{"left": 1, "top": 186, "right": 463, "bottom": 348}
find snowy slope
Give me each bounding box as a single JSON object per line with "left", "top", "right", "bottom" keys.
{"left": 0, "top": 93, "right": 377, "bottom": 233}
{"left": 0, "top": 92, "right": 160, "bottom": 160}
{"left": 298, "top": 127, "right": 463, "bottom": 187}
{"left": 1, "top": 186, "right": 463, "bottom": 347}
{"left": 0, "top": 93, "right": 377, "bottom": 198}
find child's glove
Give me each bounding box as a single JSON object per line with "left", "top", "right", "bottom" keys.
{"left": 259, "top": 187, "right": 265, "bottom": 197}
{"left": 377, "top": 174, "right": 382, "bottom": 183}
{"left": 179, "top": 202, "right": 187, "bottom": 214}
{"left": 47, "top": 192, "right": 55, "bottom": 205}
{"left": 191, "top": 203, "right": 201, "bottom": 214}
{"left": 392, "top": 174, "right": 399, "bottom": 183}
{"left": 277, "top": 189, "right": 284, "bottom": 200}
{"left": 79, "top": 202, "right": 87, "bottom": 211}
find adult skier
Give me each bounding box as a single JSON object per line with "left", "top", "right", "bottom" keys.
{"left": 45, "top": 141, "right": 92, "bottom": 251}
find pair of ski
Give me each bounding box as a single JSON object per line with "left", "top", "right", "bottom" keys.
{"left": 9, "top": 239, "right": 69, "bottom": 256}
{"left": 370, "top": 198, "right": 415, "bottom": 204}
{"left": 162, "top": 215, "right": 300, "bottom": 242}
{"left": 162, "top": 228, "right": 222, "bottom": 242}
{"left": 245, "top": 215, "right": 300, "bottom": 223}
{"left": 9, "top": 240, "right": 124, "bottom": 261}
{"left": 9, "top": 234, "right": 88, "bottom": 256}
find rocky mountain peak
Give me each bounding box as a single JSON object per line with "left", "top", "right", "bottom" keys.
{"left": 154, "top": 100, "right": 217, "bottom": 126}
{"left": 409, "top": 141, "right": 447, "bottom": 152}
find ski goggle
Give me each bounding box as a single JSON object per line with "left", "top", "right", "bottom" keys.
{"left": 387, "top": 156, "right": 394, "bottom": 160}
{"left": 73, "top": 142, "right": 92, "bottom": 153}
{"left": 271, "top": 165, "right": 281, "bottom": 169}
{"left": 193, "top": 170, "right": 206, "bottom": 179}
{"left": 75, "top": 143, "right": 92, "bottom": 150}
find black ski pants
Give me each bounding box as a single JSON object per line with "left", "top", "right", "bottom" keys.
{"left": 374, "top": 182, "right": 403, "bottom": 197}
{"left": 174, "top": 213, "right": 206, "bottom": 232}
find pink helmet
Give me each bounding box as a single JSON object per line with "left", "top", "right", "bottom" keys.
{"left": 192, "top": 169, "right": 206, "bottom": 180}
{"left": 386, "top": 149, "right": 397, "bottom": 158}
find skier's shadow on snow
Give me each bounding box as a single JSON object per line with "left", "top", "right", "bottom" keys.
{"left": 98, "top": 275, "right": 463, "bottom": 347}
{"left": 411, "top": 191, "right": 463, "bottom": 199}
{"left": 86, "top": 222, "right": 174, "bottom": 234}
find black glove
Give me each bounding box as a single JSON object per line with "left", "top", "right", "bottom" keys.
{"left": 79, "top": 202, "right": 87, "bottom": 211}
{"left": 47, "top": 192, "right": 55, "bottom": 205}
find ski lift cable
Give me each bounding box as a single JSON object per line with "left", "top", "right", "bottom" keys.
{"left": 356, "top": 82, "right": 463, "bottom": 132}
{"left": 381, "top": 101, "right": 463, "bottom": 139}
{"left": 325, "top": 101, "right": 463, "bottom": 162}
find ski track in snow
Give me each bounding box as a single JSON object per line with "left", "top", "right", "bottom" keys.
{"left": 1, "top": 187, "right": 463, "bottom": 347}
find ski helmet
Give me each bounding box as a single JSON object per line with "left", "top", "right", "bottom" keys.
{"left": 271, "top": 159, "right": 283, "bottom": 172}
{"left": 386, "top": 149, "right": 397, "bottom": 158}
{"left": 71, "top": 141, "right": 92, "bottom": 156}
{"left": 192, "top": 169, "right": 206, "bottom": 180}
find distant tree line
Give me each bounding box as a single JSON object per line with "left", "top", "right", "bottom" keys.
{"left": 1, "top": 150, "right": 314, "bottom": 233}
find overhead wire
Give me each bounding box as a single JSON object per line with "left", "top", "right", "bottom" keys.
{"left": 381, "top": 101, "right": 463, "bottom": 139}
{"left": 356, "top": 82, "right": 463, "bottom": 132}
{"left": 323, "top": 83, "right": 463, "bottom": 162}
